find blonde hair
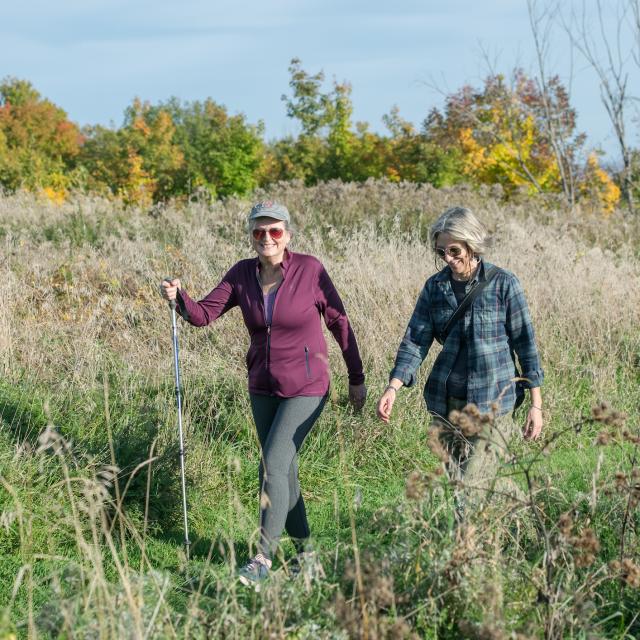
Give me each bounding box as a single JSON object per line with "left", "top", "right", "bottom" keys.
{"left": 429, "top": 206, "right": 489, "bottom": 257}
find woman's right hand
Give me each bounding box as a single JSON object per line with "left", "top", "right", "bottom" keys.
{"left": 376, "top": 386, "right": 398, "bottom": 423}
{"left": 160, "top": 278, "right": 181, "bottom": 302}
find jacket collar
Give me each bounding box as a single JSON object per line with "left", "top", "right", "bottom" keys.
{"left": 281, "top": 248, "right": 293, "bottom": 275}
{"left": 254, "top": 248, "right": 293, "bottom": 276}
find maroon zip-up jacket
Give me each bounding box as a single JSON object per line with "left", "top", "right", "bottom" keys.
{"left": 176, "top": 250, "right": 365, "bottom": 397}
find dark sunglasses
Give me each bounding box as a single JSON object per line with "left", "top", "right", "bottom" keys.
{"left": 252, "top": 227, "right": 285, "bottom": 241}
{"left": 435, "top": 245, "right": 463, "bottom": 259}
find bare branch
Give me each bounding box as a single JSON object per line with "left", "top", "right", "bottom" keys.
{"left": 632, "top": 0, "right": 640, "bottom": 66}
{"left": 528, "top": 0, "right": 578, "bottom": 204}
{"left": 565, "top": 0, "right": 636, "bottom": 212}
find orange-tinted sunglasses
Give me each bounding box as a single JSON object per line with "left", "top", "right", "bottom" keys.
{"left": 252, "top": 227, "right": 285, "bottom": 241}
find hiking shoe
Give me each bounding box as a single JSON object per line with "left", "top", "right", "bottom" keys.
{"left": 238, "top": 554, "right": 271, "bottom": 588}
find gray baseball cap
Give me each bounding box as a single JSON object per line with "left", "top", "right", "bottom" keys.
{"left": 247, "top": 201, "right": 290, "bottom": 223}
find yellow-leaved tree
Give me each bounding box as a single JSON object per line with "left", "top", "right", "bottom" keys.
{"left": 578, "top": 153, "right": 621, "bottom": 214}
{"left": 425, "top": 71, "right": 573, "bottom": 196}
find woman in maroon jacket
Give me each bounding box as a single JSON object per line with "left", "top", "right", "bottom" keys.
{"left": 160, "top": 201, "right": 366, "bottom": 586}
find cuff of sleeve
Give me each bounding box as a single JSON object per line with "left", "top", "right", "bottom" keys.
{"left": 176, "top": 289, "right": 190, "bottom": 321}
{"left": 519, "top": 369, "right": 544, "bottom": 389}
{"left": 390, "top": 367, "right": 416, "bottom": 388}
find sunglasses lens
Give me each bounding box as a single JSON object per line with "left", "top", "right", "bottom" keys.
{"left": 252, "top": 227, "right": 285, "bottom": 240}
{"left": 436, "top": 246, "right": 464, "bottom": 258}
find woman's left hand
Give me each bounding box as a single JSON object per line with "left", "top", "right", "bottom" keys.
{"left": 348, "top": 383, "right": 367, "bottom": 411}
{"left": 523, "top": 406, "right": 543, "bottom": 440}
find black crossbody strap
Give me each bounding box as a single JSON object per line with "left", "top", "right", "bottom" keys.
{"left": 438, "top": 266, "right": 499, "bottom": 343}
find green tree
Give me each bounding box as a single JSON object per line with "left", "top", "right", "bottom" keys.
{"left": 279, "top": 59, "right": 366, "bottom": 183}
{"left": 322, "top": 81, "right": 358, "bottom": 181}
{"left": 383, "top": 106, "right": 463, "bottom": 186}
{"left": 282, "top": 58, "right": 332, "bottom": 137}
{"left": 160, "top": 97, "right": 264, "bottom": 198}
{"left": 81, "top": 97, "right": 263, "bottom": 203}
{"left": 277, "top": 58, "right": 331, "bottom": 183}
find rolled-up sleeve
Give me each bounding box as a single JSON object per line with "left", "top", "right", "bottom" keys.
{"left": 390, "top": 284, "right": 434, "bottom": 387}
{"left": 504, "top": 275, "right": 544, "bottom": 388}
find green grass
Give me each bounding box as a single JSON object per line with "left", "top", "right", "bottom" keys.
{"left": 2, "top": 362, "right": 638, "bottom": 638}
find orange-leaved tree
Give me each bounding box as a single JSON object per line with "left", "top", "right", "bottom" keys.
{"left": 80, "top": 98, "right": 184, "bottom": 206}
{"left": 0, "top": 77, "right": 82, "bottom": 198}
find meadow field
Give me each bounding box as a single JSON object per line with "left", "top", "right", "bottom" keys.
{"left": 0, "top": 181, "right": 639, "bottom": 639}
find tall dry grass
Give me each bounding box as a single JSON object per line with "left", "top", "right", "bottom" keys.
{"left": 1, "top": 184, "right": 637, "bottom": 405}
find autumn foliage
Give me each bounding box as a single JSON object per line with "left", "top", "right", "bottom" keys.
{"left": 0, "top": 64, "right": 628, "bottom": 213}
{"left": 0, "top": 78, "right": 83, "bottom": 198}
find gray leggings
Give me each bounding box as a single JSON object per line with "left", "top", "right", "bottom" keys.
{"left": 249, "top": 393, "right": 327, "bottom": 559}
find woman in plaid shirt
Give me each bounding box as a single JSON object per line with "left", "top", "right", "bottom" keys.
{"left": 376, "top": 206, "right": 543, "bottom": 512}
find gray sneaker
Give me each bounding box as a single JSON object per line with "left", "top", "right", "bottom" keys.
{"left": 238, "top": 554, "right": 271, "bottom": 588}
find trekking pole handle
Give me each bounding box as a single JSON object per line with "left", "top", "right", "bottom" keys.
{"left": 163, "top": 277, "right": 178, "bottom": 310}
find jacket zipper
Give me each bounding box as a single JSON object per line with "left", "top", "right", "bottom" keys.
{"left": 256, "top": 270, "right": 283, "bottom": 375}
{"left": 255, "top": 272, "right": 271, "bottom": 374}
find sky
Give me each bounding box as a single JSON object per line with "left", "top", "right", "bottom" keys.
{"left": 2, "top": 0, "right": 637, "bottom": 162}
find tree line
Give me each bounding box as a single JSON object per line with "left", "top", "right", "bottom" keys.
{"left": 0, "top": 57, "right": 635, "bottom": 213}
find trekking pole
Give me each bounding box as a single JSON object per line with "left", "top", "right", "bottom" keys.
{"left": 166, "top": 282, "right": 191, "bottom": 560}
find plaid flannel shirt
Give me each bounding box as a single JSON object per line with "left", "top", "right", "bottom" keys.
{"left": 390, "top": 260, "right": 543, "bottom": 418}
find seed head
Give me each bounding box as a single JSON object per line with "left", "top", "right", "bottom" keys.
{"left": 558, "top": 512, "right": 573, "bottom": 538}
{"left": 570, "top": 527, "right": 600, "bottom": 567}
{"left": 610, "top": 558, "right": 640, "bottom": 588}
{"left": 427, "top": 426, "right": 450, "bottom": 463}
{"left": 620, "top": 558, "right": 640, "bottom": 588}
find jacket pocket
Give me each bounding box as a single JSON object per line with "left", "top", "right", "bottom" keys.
{"left": 304, "top": 346, "right": 312, "bottom": 379}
